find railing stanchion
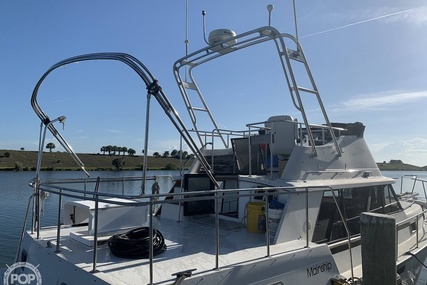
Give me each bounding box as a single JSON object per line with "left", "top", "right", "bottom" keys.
{"left": 305, "top": 187, "right": 309, "bottom": 248}
{"left": 265, "top": 190, "right": 270, "bottom": 257}
{"left": 149, "top": 196, "right": 154, "bottom": 284}
{"left": 416, "top": 215, "right": 419, "bottom": 249}
{"left": 55, "top": 189, "right": 62, "bottom": 253}
{"left": 91, "top": 194, "right": 99, "bottom": 273}
{"left": 215, "top": 190, "right": 220, "bottom": 269}
{"left": 422, "top": 181, "right": 427, "bottom": 200}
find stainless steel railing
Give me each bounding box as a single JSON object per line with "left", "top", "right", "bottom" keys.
{"left": 19, "top": 174, "right": 427, "bottom": 284}
{"left": 24, "top": 176, "right": 323, "bottom": 284}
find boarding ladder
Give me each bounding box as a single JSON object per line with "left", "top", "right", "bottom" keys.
{"left": 173, "top": 26, "right": 342, "bottom": 157}
{"left": 282, "top": 35, "right": 342, "bottom": 157}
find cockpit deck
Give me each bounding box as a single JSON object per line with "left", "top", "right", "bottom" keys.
{"left": 29, "top": 213, "right": 313, "bottom": 284}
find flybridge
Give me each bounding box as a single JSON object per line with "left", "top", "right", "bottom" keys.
{"left": 30, "top": 26, "right": 343, "bottom": 191}
{"left": 30, "top": 26, "right": 343, "bottom": 188}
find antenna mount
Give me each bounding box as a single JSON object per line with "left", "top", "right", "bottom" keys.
{"left": 267, "top": 4, "right": 274, "bottom": 26}
{"left": 202, "top": 10, "right": 209, "bottom": 45}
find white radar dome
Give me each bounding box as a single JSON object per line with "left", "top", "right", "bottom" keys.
{"left": 208, "top": 29, "right": 237, "bottom": 46}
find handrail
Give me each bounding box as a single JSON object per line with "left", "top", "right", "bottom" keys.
{"left": 29, "top": 52, "right": 221, "bottom": 237}
{"left": 29, "top": 177, "right": 329, "bottom": 280}
{"left": 409, "top": 176, "right": 427, "bottom": 199}
{"left": 175, "top": 27, "right": 330, "bottom": 154}
{"left": 182, "top": 119, "right": 347, "bottom": 177}
{"left": 25, "top": 175, "right": 427, "bottom": 284}
{"left": 36, "top": 181, "right": 316, "bottom": 206}
{"left": 394, "top": 175, "right": 424, "bottom": 196}
{"left": 395, "top": 208, "right": 427, "bottom": 256}
{"left": 15, "top": 193, "right": 35, "bottom": 264}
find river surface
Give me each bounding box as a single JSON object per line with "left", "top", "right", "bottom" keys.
{"left": 1, "top": 170, "right": 427, "bottom": 284}
{"left": 0, "top": 170, "right": 179, "bottom": 268}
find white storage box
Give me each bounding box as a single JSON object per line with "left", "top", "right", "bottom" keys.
{"left": 63, "top": 198, "right": 147, "bottom": 235}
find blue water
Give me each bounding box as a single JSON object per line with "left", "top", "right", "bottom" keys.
{"left": 1, "top": 170, "right": 427, "bottom": 283}
{"left": 0, "top": 170, "right": 178, "bottom": 268}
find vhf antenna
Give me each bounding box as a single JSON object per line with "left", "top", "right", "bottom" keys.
{"left": 184, "top": 0, "right": 190, "bottom": 81}
{"left": 293, "top": 0, "right": 300, "bottom": 46}
{"left": 202, "top": 10, "right": 209, "bottom": 45}
{"left": 267, "top": 4, "right": 274, "bottom": 26}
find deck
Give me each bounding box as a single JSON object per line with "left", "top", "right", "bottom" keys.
{"left": 28, "top": 215, "right": 321, "bottom": 284}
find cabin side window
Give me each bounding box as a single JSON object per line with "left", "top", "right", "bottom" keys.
{"left": 312, "top": 184, "right": 400, "bottom": 244}
{"left": 383, "top": 184, "right": 401, "bottom": 213}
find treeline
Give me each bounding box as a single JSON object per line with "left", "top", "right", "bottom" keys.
{"left": 0, "top": 149, "right": 187, "bottom": 171}
{"left": 100, "top": 146, "right": 194, "bottom": 160}
{"left": 29, "top": 143, "right": 195, "bottom": 160}
{"left": 152, "top": 149, "right": 193, "bottom": 159}
{"left": 100, "top": 145, "right": 136, "bottom": 156}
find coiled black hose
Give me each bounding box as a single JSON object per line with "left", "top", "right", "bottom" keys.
{"left": 108, "top": 227, "right": 167, "bottom": 259}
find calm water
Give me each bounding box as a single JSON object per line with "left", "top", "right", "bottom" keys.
{"left": 1, "top": 170, "right": 427, "bottom": 283}
{"left": 0, "top": 170, "right": 179, "bottom": 268}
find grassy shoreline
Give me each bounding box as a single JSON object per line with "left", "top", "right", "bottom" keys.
{"left": 0, "top": 149, "right": 187, "bottom": 171}
{"left": 0, "top": 149, "right": 425, "bottom": 172}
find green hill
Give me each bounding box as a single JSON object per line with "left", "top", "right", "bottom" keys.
{"left": 1, "top": 149, "right": 425, "bottom": 172}
{"left": 376, "top": 162, "right": 426, "bottom": 171}
{"left": 0, "top": 149, "right": 189, "bottom": 171}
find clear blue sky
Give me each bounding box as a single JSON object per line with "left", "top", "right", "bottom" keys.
{"left": 1, "top": 1, "right": 427, "bottom": 166}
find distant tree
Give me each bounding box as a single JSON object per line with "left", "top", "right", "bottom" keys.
{"left": 187, "top": 154, "right": 194, "bottom": 159}
{"left": 106, "top": 145, "right": 113, "bottom": 155}
{"left": 182, "top": 151, "right": 189, "bottom": 159}
{"left": 162, "top": 151, "right": 170, "bottom": 158}
{"left": 14, "top": 162, "right": 23, "bottom": 171}
{"left": 121, "top": 147, "right": 128, "bottom": 155}
{"left": 46, "top": 142, "right": 56, "bottom": 152}
{"left": 20, "top": 147, "right": 25, "bottom": 151}
{"left": 100, "top": 146, "right": 106, "bottom": 155}
{"left": 390, "top": 159, "right": 403, "bottom": 164}
{"left": 4, "top": 152, "right": 10, "bottom": 158}
{"left": 112, "top": 158, "right": 124, "bottom": 170}
{"left": 171, "top": 149, "right": 178, "bottom": 157}
{"left": 153, "top": 152, "right": 160, "bottom": 157}
{"left": 127, "top": 148, "right": 136, "bottom": 156}
{"left": 164, "top": 163, "right": 177, "bottom": 170}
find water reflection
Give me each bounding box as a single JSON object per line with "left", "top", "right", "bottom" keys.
{"left": 0, "top": 170, "right": 180, "bottom": 267}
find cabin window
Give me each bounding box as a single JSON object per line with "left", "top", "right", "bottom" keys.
{"left": 312, "top": 184, "right": 400, "bottom": 244}
{"left": 183, "top": 174, "right": 215, "bottom": 216}
{"left": 383, "top": 184, "right": 401, "bottom": 213}
{"left": 218, "top": 178, "right": 239, "bottom": 218}
{"left": 311, "top": 190, "right": 340, "bottom": 243}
